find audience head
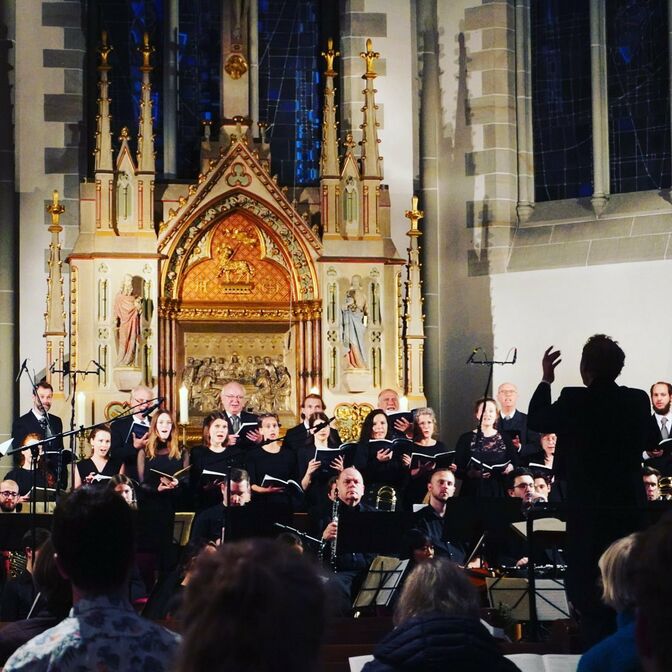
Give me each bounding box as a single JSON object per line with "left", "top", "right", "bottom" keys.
{"left": 497, "top": 383, "right": 518, "bottom": 415}
{"left": 336, "top": 468, "right": 364, "bottom": 507}
{"left": 177, "top": 539, "right": 326, "bottom": 672}
{"left": 401, "top": 529, "right": 434, "bottom": 563}
{"left": 51, "top": 487, "right": 135, "bottom": 596}
{"left": 360, "top": 408, "right": 390, "bottom": 442}
{"left": 642, "top": 466, "right": 661, "bottom": 502}
{"left": 300, "top": 394, "right": 325, "bottom": 421}
{"left": 599, "top": 533, "right": 639, "bottom": 613}
{"left": 633, "top": 515, "right": 672, "bottom": 671}
{"left": 580, "top": 334, "right": 625, "bottom": 384}
{"left": 276, "top": 532, "right": 304, "bottom": 554}
{"left": 32, "top": 381, "right": 53, "bottom": 413}
{"left": 129, "top": 385, "right": 153, "bottom": 417}
{"left": 221, "top": 468, "right": 251, "bottom": 507}
{"left": 87, "top": 425, "right": 112, "bottom": 460}
{"left": 146, "top": 410, "right": 180, "bottom": 460}
{"left": 108, "top": 473, "right": 138, "bottom": 509}
{"left": 394, "top": 557, "right": 480, "bottom": 627}
{"left": 507, "top": 468, "right": 535, "bottom": 503}
{"left": 377, "top": 388, "right": 400, "bottom": 412}
{"left": 0, "top": 479, "right": 20, "bottom": 512}
{"left": 650, "top": 382, "right": 672, "bottom": 416}
{"left": 202, "top": 411, "right": 229, "bottom": 448}
{"left": 220, "top": 381, "right": 246, "bottom": 416}
{"left": 32, "top": 538, "right": 72, "bottom": 620}
{"left": 413, "top": 407, "right": 437, "bottom": 442}
{"left": 427, "top": 468, "right": 456, "bottom": 504}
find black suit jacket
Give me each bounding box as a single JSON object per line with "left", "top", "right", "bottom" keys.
{"left": 109, "top": 414, "right": 148, "bottom": 478}
{"left": 528, "top": 379, "right": 650, "bottom": 611}
{"left": 498, "top": 409, "right": 540, "bottom": 458}
{"left": 11, "top": 411, "right": 64, "bottom": 459}
{"left": 224, "top": 410, "right": 259, "bottom": 450}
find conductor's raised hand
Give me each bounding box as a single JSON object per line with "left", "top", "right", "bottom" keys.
{"left": 542, "top": 346, "right": 561, "bottom": 384}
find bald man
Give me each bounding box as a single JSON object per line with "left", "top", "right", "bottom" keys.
{"left": 219, "top": 381, "right": 260, "bottom": 449}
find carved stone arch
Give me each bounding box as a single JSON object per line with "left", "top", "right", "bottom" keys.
{"left": 157, "top": 191, "right": 322, "bottom": 421}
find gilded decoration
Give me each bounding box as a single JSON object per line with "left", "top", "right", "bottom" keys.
{"left": 180, "top": 212, "right": 291, "bottom": 303}
{"left": 181, "top": 332, "right": 292, "bottom": 416}
{"left": 164, "top": 193, "right": 316, "bottom": 300}
{"left": 224, "top": 52, "right": 248, "bottom": 80}
{"left": 333, "top": 402, "right": 374, "bottom": 443}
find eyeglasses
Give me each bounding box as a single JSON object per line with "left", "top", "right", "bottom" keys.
{"left": 0, "top": 491, "right": 19, "bottom": 498}
{"left": 224, "top": 394, "right": 245, "bottom": 401}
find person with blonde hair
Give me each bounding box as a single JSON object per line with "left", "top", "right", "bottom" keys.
{"left": 578, "top": 534, "right": 640, "bottom": 672}
{"left": 362, "top": 558, "right": 518, "bottom": 672}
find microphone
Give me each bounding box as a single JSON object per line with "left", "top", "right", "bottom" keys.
{"left": 15, "top": 359, "right": 27, "bottom": 383}
{"left": 141, "top": 397, "right": 164, "bottom": 418}
{"left": 309, "top": 416, "right": 335, "bottom": 434}
{"left": 93, "top": 360, "right": 106, "bottom": 374}
{"left": 466, "top": 348, "right": 480, "bottom": 365}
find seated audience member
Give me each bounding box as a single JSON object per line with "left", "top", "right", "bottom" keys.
{"left": 189, "top": 411, "right": 244, "bottom": 512}
{"left": 633, "top": 515, "right": 672, "bottom": 672}
{"left": 5, "top": 434, "right": 54, "bottom": 498}
{"left": 175, "top": 539, "right": 326, "bottom": 672}
{"left": 107, "top": 473, "right": 138, "bottom": 509}
{"left": 455, "top": 398, "right": 516, "bottom": 498}
{"left": 297, "top": 412, "right": 344, "bottom": 511}
{"left": 318, "top": 467, "right": 375, "bottom": 612}
{"left": 403, "top": 408, "right": 454, "bottom": 505}
{"left": 413, "top": 469, "right": 465, "bottom": 563}
{"left": 282, "top": 394, "right": 341, "bottom": 452}
{"left": 74, "top": 425, "right": 123, "bottom": 489}
{"left": 0, "top": 538, "right": 72, "bottom": 666}
{"left": 3, "top": 488, "right": 180, "bottom": 672}
{"left": 246, "top": 413, "right": 300, "bottom": 510}
{"left": 362, "top": 558, "right": 519, "bottom": 672}
{"left": 497, "top": 382, "right": 540, "bottom": 457}
{"left": 0, "top": 528, "right": 50, "bottom": 622}
{"left": 276, "top": 531, "right": 304, "bottom": 554}
{"left": 0, "top": 480, "right": 20, "bottom": 513}
{"left": 578, "top": 533, "right": 640, "bottom": 672}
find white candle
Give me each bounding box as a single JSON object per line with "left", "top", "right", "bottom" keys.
{"left": 179, "top": 384, "right": 189, "bottom": 425}
{"left": 399, "top": 395, "right": 409, "bottom": 412}
{"left": 76, "top": 391, "right": 86, "bottom": 426}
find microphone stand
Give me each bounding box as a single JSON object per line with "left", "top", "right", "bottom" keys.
{"left": 50, "top": 361, "right": 104, "bottom": 497}
{"left": 466, "top": 348, "right": 517, "bottom": 495}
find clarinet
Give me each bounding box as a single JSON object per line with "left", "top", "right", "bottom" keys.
{"left": 329, "top": 497, "right": 340, "bottom": 572}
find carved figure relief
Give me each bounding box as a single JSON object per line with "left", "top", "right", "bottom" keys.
{"left": 341, "top": 274, "right": 368, "bottom": 369}
{"left": 114, "top": 274, "right": 143, "bottom": 367}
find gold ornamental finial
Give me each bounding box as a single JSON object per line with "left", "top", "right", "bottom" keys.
{"left": 119, "top": 127, "right": 130, "bottom": 140}
{"left": 343, "top": 132, "right": 356, "bottom": 152}
{"left": 404, "top": 195, "right": 424, "bottom": 237}
{"left": 360, "top": 38, "right": 379, "bottom": 79}
{"left": 47, "top": 190, "right": 65, "bottom": 231}
{"left": 98, "top": 31, "right": 113, "bottom": 70}
{"left": 138, "top": 32, "right": 155, "bottom": 71}
{"left": 321, "top": 38, "right": 340, "bottom": 76}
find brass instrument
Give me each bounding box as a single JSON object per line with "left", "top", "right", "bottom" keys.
{"left": 375, "top": 485, "right": 397, "bottom": 512}
{"left": 330, "top": 497, "right": 340, "bottom": 572}
{"left": 658, "top": 476, "right": 672, "bottom": 500}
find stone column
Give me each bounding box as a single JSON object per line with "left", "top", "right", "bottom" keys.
{"left": 163, "top": 0, "right": 178, "bottom": 177}
{"left": 590, "top": 0, "right": 609, "bottom": 216}
{"left": 0, "top": 0, "right": 17, "bottom": 442}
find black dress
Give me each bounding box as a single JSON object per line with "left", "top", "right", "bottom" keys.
{"left": 189, "top": 444, "right": 245, "bottom": 512}
{"left": 75, "top": 457, "right": 122, "bottom": 485}
{"left": 245, "top": 446, "right": 301, "bottom": 509}
{"left": 455, "top": 431, "right": 517, "bottom": 497}
{"left": 404, "top": 440, "right": 448, "bottom": 505}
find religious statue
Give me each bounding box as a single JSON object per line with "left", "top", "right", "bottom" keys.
{"left": 343, "top": 175, "right": 358, "bottom": 224}
{"left": 341, "top": 275, "right": 368, "bottom": 369}
{"left": 113, "top": 274, "right": 143, "bottom": 366}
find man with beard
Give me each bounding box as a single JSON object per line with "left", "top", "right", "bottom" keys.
{"left": 644, "top": 382, "right": 672, "bottom": 473}
{"left": 413, "top": 469, "right": 465, "bottom": 563}
{"left": 0, "top": 480, "right": 20, "bottom": 513}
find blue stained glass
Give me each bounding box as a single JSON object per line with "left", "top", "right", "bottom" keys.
{"left": 531, "top": 0, "right": 593, "bottom": 202}
{"left": 607, "top": 0, "right": 671, "bottom": 193}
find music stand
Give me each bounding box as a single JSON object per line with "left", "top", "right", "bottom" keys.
{"left": 353, "top": 556, "right": 409, "bottom": 609}
{"left": 486, "top": 576, "right": 570, "bottom": 621}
